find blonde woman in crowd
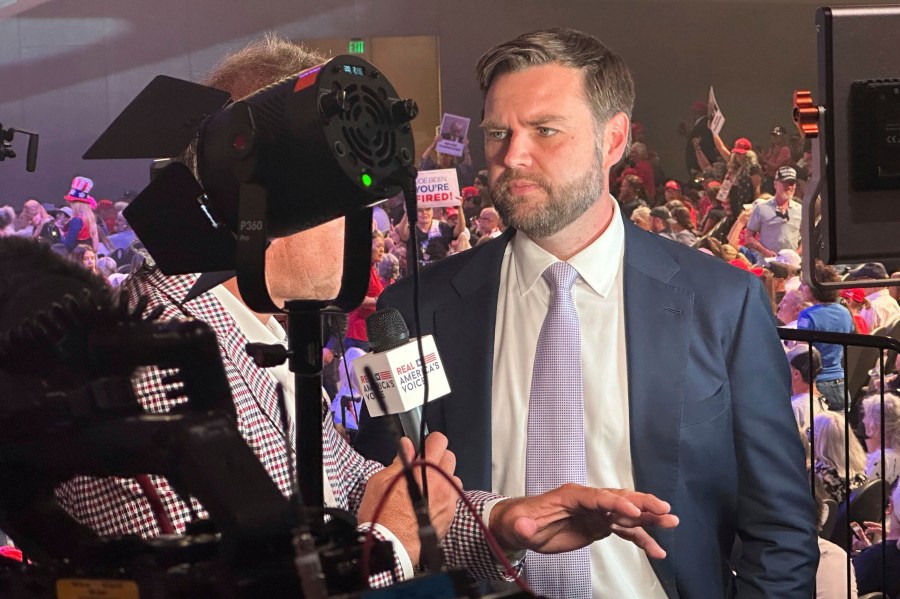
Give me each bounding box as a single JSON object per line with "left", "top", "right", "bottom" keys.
{"left": 63, "top": 200, "right": 100, "bottom": 253}
{"left": 13, "top": 199, "right": 40, "bottom": 233}
{"left": 19, "top": 199, "right": 62, "bottom": 244}
{"left": 60, "top": 176, "right": 108, "bottom": 254}
{"left": 813, "top": 411, "right": 869, "bottom": 503}
{"left": 629, "top": 205, "right": 652, "bottom": 231}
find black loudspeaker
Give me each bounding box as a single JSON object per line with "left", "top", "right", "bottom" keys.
{"left": 818, "top": 6, "right": 900, "bottom": 263}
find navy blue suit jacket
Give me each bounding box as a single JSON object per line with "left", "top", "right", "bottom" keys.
{"left": 357, "top": 217, "right": 818, "bottom": 597}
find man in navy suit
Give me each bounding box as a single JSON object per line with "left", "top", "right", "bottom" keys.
{"left": 357, "top": 28, "right": 817, "bottom": 597}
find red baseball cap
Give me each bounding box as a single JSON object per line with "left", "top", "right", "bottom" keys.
{"left": 840, "top": 288, "right": 867, "bottom": 304}
{"left": 665, "top": 180, "right": 681, "bottom": 191}
{"left": 732, "top": 138, "right": 752, "bottom": 154}
{"left": 461, "top": 186, "right": 479, "bottom": 199}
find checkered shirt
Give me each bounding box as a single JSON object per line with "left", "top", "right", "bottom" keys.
{"left": 54, "top": 266, "right": 517, "bottom": 584}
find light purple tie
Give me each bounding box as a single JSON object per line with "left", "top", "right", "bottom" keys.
{"left": 525, "top": 261, "right": 590, "bottom": 599}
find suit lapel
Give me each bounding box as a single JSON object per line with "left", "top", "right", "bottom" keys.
{"left": 430, "top": 231, "right": 511, "bottom": 490}
{"left": 623, "top": 223, "right": 693, "bottom": 598}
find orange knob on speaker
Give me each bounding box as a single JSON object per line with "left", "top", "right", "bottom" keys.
{"left": 793, "top": 90, "right": 820, "bottom": 138}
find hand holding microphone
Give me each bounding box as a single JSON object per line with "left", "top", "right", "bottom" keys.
{"left": 353, "top": 308, "right": 452, "bottom": 572}
{"left": 357, "top": 432, "right": 462, "bottom": 568}
{"left": 352, "top": 308, "right": 450, "bottom": 449}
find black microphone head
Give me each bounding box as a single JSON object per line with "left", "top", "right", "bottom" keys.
{"left": 366, "top": 308, "right": 409, "bottom": 353}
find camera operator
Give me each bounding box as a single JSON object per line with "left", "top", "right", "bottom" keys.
{"left": 55, "top": 34, "right": 677, "bottom": 588}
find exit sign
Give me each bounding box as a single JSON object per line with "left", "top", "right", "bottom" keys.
{"left": 348, "top": 39, "right": 365, "bottom": 54}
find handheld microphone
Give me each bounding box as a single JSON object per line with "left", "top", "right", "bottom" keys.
{"left": 353, "top": 308, "right": 450, "bottom": 447}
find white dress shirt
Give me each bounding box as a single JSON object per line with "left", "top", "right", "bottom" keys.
{"left": 489, "top": 202, "right": 665, "bottom": 598}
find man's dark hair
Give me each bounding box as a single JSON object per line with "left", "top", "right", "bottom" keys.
{"left": 475, "top": 28, "right": 635, "bottom": 134}
{"left": 621, "top": 174, "right": 647, "bottom": 200}
{"left": 809, "top": 260, "right": 841, "bottom": 303}
{"left": 671, "top": 206, "right": 694, "bottom": 232}
{"left": 789, "top": 346, "right": 823, "bottom": 384}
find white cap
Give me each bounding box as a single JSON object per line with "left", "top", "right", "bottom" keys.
{"left": 773, "top": 249, "right": 801, "bottom": 269}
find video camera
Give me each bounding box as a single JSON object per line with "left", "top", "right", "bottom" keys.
{"left": 0, "top": 123, "right": 38, "bottom": 172}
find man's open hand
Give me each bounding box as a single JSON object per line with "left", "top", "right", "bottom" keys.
{"left": 489, "top": 484, "right": 678, "bottom": 559}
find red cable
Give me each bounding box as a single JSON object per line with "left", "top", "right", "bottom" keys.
{"left": 361, "top": 459, "right": 531, "bottom": 593}
{"left": 135, "top": 474, "right": 176, "bottom": 535}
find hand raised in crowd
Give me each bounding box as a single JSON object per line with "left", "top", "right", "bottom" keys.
{"left": 357, "top": 433, "right": 462, "bottom": 567}
{"left": 489, "top": 484, "right": 678, "bottom": 559}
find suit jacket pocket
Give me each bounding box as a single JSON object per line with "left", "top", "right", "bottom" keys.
{"left": 681, "top": 381, "right": 728, "bottom": 428}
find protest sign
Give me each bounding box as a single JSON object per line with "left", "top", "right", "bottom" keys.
{"left": 435, "top": 113, "right": 470, "bottom": 157}
{"left": 416, "top": 168, "right": 460, "bottom": 208}
{"left": 707, "top": 86, "right": 725, "bottom": 136}
{"left": 716, "top": 173, "right": 735, "bottom": 203}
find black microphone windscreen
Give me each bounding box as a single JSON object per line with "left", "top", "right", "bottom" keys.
{"left": 366, "top": 308, "right": 409, "bottom": 353}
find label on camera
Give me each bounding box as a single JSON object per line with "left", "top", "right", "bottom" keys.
{"left": 56, "top": 579, "right": 139, "bottom": 599}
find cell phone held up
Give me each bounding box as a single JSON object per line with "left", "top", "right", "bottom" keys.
{"left": 850, "top": 522, "right": 872, "bottom": 547}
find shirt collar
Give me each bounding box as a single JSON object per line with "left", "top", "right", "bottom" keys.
{"left": 210, "top": 284, "right": 286, "bottom": 345}
{"left": 510, "top": 198, "right": 624, "bottom": 298}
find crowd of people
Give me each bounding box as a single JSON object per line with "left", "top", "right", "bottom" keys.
{"left": 1, "top": 176, "right": 141, "bottom": 288}
{"left": 3, "top": 32, "right": 695, "bottom": 596}
{"left": 7, "top": 27, "right": 900, "bottom": 596}
{"left": 9, "top": 123, "right": 900, "bottom": 597}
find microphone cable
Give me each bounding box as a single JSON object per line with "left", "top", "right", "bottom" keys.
{"left": 396, "top": 168, "right": 432, "bottom": 501}
{"left": 365, "top": 165, "right": 443, "bottom": 575}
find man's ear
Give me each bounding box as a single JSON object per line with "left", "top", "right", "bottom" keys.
{"left": 602, "top": 112, "right": 630, "bottom": 167}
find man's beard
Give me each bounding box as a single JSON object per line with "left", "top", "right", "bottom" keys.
{"left": 490, "top": 154, "right": 604, "bottom": 239}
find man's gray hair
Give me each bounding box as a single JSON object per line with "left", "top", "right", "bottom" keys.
{"left": 203, "top": 32, "right": 325, "bottom": 100}
{"left": 182, "top": 33, "right": 325, "bottom": 173}
{"left": 862, "top": 392, "right": 900, "bottom": 450}
{"left": 475, "top": 28, "right": 635, "bottom": 131}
